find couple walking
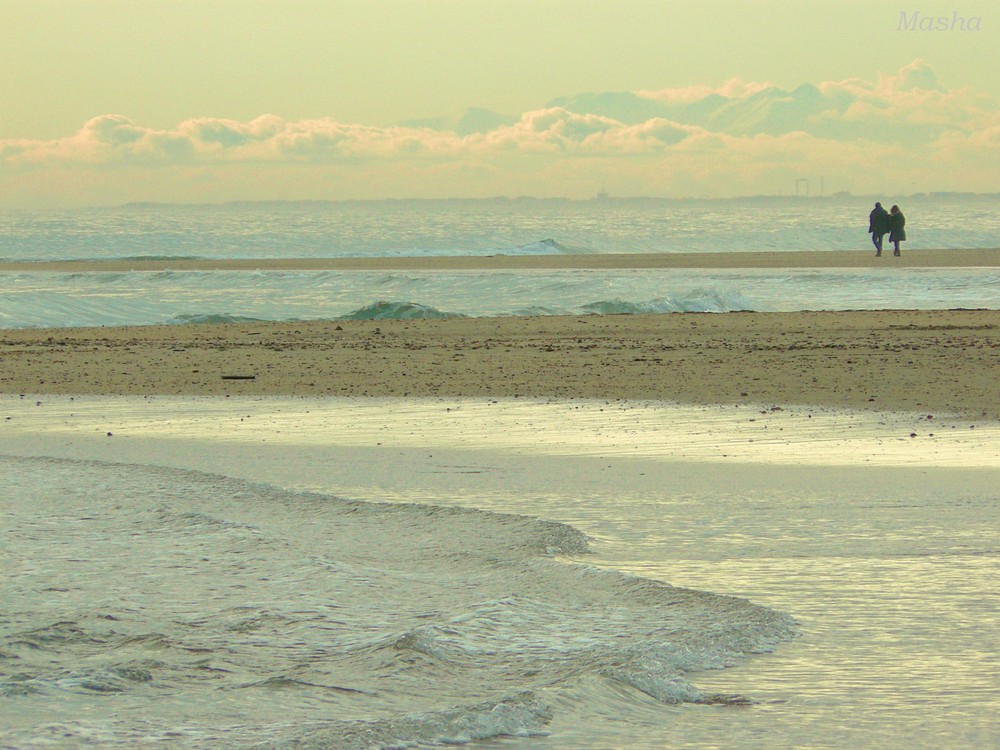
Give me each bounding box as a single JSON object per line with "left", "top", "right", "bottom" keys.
{"left": 868, "top": 202, "right": 905, "bottom": 256}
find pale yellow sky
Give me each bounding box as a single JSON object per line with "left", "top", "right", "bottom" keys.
{"left": 1, "top": 0, "right": 997, "bottom": 207}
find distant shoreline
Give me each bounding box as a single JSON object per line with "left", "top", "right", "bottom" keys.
{"left": 2, "top": 248, "right": 998, "bottom": 272}
{"left": 5, "top": 191, "right": 1000, "bottom": 214}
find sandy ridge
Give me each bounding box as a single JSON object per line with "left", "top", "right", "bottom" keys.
{"left": 2, "top": 309, "right": 997, "bottom": 420}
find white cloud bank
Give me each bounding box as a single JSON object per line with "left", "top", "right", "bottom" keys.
{"left": 2, "top": 61, "right": 998, "bottom": 207}
{"left": 0, "top": 110, "right": 702, "bottom": 167}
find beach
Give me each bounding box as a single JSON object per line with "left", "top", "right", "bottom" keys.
{"left": 2, "top": 307, "right": 997, "bottom": 420}
{"left": 2, "top": 250, "right": 999, "bottom": 749}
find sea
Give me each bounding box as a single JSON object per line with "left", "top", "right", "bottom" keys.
{"left": 1, "top": 197, "right": 999, "bottom": 749}
{"left": 1, "top": 196, "right": 999, "bottom": 328}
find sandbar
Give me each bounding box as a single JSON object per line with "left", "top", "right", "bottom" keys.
{"left": 1, "top": 248, "right": 998, "bottom": 272}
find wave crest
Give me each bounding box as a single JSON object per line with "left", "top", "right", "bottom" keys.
{"left": 582, "top": 289, "right": 754, "bottom": 315}
{"left": 500, "top": 238, "right": 594, "bottom": 255}
{"left": 339, "top": 300, "right": 466, "bottom": 320}
{"left": 168, "top": 313, "right": 270, "bottom": 324}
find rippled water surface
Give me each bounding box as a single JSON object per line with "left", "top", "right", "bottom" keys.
{"left": 3, "top": 198, "right": 998, "bottom": 328}
{"left": 1, "top": 266, "right": 998, "bottom": 328}
{"left": 2, "top": 396, "right": 998, "bottom": 748}
{"left": 3, "top": 197, "right": 999, "bottom": 263}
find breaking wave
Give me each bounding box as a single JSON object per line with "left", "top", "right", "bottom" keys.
{"left": 499, "top": 238, "right": 595, "bottom": 255}
{"left": 339, "top": 300, "right": 467, "bottom": 320}
{"left": 581, "top": 289, "right": 755, "bottom": 315}
{"left": 168, "top": 312, "right": 271, "bottom": 324}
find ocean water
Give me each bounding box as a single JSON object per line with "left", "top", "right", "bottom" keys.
{"left": 2, "top": 266, "right": 999, "bottom": 329}
{"left": 1, "top": 455, "right": 792, "bottom": 749}
{"left": 2, "top": 200, "right": 999, "bottom": 748}
{"left": 1, "top": 197, "right": 999, "bottom": 328}
{"left": 1, "top": 396, "right": 998, "bottom": 748}
{"left": 3, "top": 197, "right": 1000, "bottom": 262}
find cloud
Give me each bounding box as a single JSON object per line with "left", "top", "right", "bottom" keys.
{"left": 465, "top": 108, "right": 694, "bottom": 155}
{"left": 818, "top": 61, "right": 997, "bottom": 133}
{"left": 2, "top": 114, "right": 196, "bottom": 166}
{"left": 2, "top": 61, "right": 998, "bottom": 204}
{"left": 887, "top": 59, "right": 945, "bottom": 93}
{"left": 637, "top": 77, "right": 779, "bottom": 104}
{"left": 558, "top": 60, "right": 999, "bottom": 143}
{"left": 0, "top": 107, "right": 704, "bottom": 168}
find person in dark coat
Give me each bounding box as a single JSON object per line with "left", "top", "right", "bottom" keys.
{"left": 888, "top": 205, "right": 906, "bottom": 256}
{"left": 868, "top": 202, "right": 891, "bottom": 255}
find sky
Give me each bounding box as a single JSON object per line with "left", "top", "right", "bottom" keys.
{"left": 1, "top": 0, "right": 998, "bottom": 208}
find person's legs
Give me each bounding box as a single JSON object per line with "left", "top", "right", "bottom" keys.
{"left": 873, "top": 233, "right": 883, "bottom": 255}
{"left": 893, "top": 240, "right": 900, "bottom": 256}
